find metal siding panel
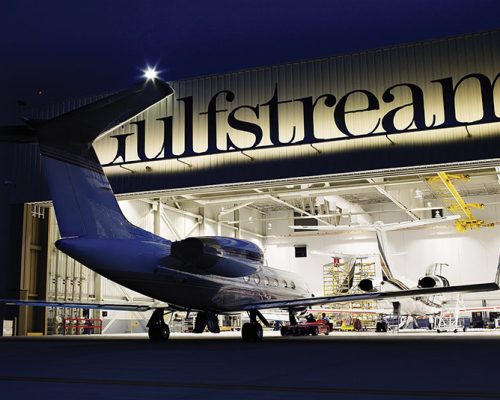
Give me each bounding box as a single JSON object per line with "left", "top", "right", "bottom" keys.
{"left": 93, "top": 31, "right": 499, "bottom": 192}
{"left": 7, "top": 31, "right": 499, "bottom": 200}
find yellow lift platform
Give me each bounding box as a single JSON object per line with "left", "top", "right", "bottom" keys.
{"left": 425, "top": 172, "right": 494, "bottom": 232}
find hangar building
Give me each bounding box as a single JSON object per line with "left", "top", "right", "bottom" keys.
{"left": 1, "top": 29, "right": 500, "bottom": 335}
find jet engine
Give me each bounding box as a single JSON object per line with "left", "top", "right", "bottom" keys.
{"left": 358, "top": 278, "right": 379, "bottom": 292}
{"left": 169, "top": 237, "right": 263, "bottom": 278}
{"left": 417, "top": 275, "right": 450, "bottom": 288}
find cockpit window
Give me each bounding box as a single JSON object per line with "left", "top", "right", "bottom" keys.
{"left": 290, "top": 281, "right": 296, "bottom": 289}
{"left": 272, "top": 279, "right": 279, "bottom": 287}
{"left": 254, "top": 275, "right": 261, "bottom": 284}
{"left": 243, "top": 276, "right": 250, "bottom": 282}
{"left": 282, "top": 280, "right": 288, "bottom": 288}
{"left": 263, "top": 276, "right": 270, "bottom": 286}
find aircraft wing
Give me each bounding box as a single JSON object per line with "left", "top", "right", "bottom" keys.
{"left": 238, "top": 281, "right": 499, "bottom": 311}
{"left": 0, "top": 299, "right": 169, "bottom": 312}
{"left": 293, "top": 215, "right": 459, "bottom": 232}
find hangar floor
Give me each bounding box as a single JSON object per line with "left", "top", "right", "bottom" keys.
{"left": 1, "top": 332, "right": 499, "bottom": 400}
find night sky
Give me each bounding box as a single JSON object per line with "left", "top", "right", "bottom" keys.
{"left": 1, "top": 0, "right": 499, "bottom": 125}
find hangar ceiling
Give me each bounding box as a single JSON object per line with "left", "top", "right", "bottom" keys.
{"left": 110, "top": 165, "right": 500, "bottom": 231}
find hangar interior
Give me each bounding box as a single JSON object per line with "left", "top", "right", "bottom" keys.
{"left": 14, "top": 163, "right": 500, "bottom": 336}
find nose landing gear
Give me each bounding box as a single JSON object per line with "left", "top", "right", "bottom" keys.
{"left": 242, "top": 310, "right": 268, "bottom": 342}
{"left": 193, "top": 311, "right": 220, "bottom": 333}
{"left": 147, "top": 308, "right": 170, "bottom": 341}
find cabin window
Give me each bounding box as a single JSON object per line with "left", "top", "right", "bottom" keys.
{"left": 263, "top": 276, "right": 270, "bottom": 286}
{"left": 254, "top": 275, "right": 261, "bottom": 284}
{"left": 282, "top": 280, "right": 288, "bottom": 288}
{"left": 290, "top": 281, "right": 296, "bottom": 289}
{"left": 243, "top": 276, "right": 250, "bottom": 282}
{"left": 272, "top": 279, "right": 279, "bottom": 287}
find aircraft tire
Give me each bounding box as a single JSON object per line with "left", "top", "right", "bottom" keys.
{"left": 242, "top": 322, "right": 263, "bottom": 342}
{"left": 311, "top": 327, "right": 319, "bottom": 336}
{"left": 148, "top": 324, "right": 170, "bottom": 341}
{"left": 254, "top": 323, "right": 263, "bottom": 341}
{"left": 280, "top": 326, "right": 288, "bottom": 336}
{"left": 194, "top": 312, "right": 208, "bottom": 333}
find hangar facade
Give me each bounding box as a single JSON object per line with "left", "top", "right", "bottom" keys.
{"left": 1, "top": 29, "right": 500, "bottom": 335}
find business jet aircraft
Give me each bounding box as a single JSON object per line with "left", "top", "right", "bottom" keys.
{"left": 295, "top": 219, "right": 495, "bottom": 318}
{"left": 1, "top": 77, "right": 499, "bottom": 342}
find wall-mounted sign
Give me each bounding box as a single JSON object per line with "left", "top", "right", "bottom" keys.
{"left": 104, "top": 72, "right": 499, "bottom": 166}
{"left": 92, "top": 31, "right": 500, "bottom": 192}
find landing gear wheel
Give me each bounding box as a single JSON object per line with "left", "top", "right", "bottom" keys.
{"left": 242, "top": 322, "right": 263, "bottom": 342}
{"left": 376, "top": 321, "right": 388, "bottom": 332}
{"left": 148, "top": 324, "right": 170, "bottom": 341}
{"left": 194, "top": 312, "right": 208, "bottom": 333}
{"left": 311, "top": 327, "right": 319, "bottom": 336}
{"left": 147, "top": 308, "right": 170, "bottom": 342}
{"left": 280, "top": 326, "right": 288, "bottom": 336}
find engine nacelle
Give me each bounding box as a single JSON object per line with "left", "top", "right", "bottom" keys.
{"left": 170, "top": 236, "right": 263, "bottom": 278}
{"left": 358, "top": 278, "right": 378, "bottom": 292}
{"left": 417, "top": 275, "right": 450, "bottom": 288}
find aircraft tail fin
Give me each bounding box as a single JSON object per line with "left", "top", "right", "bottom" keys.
{"left": 36, "top": 79, "right": 173, "bottom": 239}
{"left": 376, "top": 231, "right": 408, "bottom": 290}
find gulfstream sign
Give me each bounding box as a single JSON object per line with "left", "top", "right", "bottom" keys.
{"left": 106, "top": 72, "right": 500, "bottom": 166}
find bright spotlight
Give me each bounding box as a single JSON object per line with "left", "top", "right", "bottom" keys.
{"left": 143, "top": 66, "right": 158, "bottom": 81}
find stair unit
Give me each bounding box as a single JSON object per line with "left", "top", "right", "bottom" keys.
{"left": 323, "top": 256, "right": 379, "bottom": 329}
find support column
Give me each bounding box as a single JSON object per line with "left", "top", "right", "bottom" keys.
{"left": 153, "top": 201, "right": 161, "bottom": 236}
{"left": 18, "top": 204, "right": 49, "bottom": 335}
{"left": 199, "top": 208, "right": 206, "bottom": 236}
{"left": 234, "top": 210, "right": 241, "bottom": 239}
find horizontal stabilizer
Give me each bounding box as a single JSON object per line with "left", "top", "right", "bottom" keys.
{"left": 38, "top": 79, "right": 173, "bottom": 149}
{"left": 0, "top": 125, "right": 38, "bottom": 143}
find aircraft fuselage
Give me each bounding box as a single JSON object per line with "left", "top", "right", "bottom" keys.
{"left": 56, "top": 236, "right": 309, "bottom": 312}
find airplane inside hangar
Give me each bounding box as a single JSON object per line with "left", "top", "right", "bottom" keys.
{"left": 1, "top": 29, "right": 500, "bottom": 339}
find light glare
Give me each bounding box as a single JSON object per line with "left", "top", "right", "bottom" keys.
{"left": 143, "top": 67, "right": 158, "bottom": 81}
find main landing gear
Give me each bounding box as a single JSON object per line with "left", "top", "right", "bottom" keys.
{"left": 242, "top": 310, "right": 269, "bottom": 342}
{"left": 147, "top": 308, "right": 170, "bottom": 341}
{"left": 193, "top": 311, "right": 220, "bottom": 333}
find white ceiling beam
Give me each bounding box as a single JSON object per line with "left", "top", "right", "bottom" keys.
{"left": 195, "top": 193, "right": 269, "bottom": 205}
{"left": 367, "top": 178, "right": 419, "bottom": 221}
{"left": 266, "top": 195, "right": 332, "bottom": 226}
{"left": 161, "top": 203, "right": 203, "bottom": 220}
{"left": 218, "top": 201, "right": 254, "bottom": 217}
{"left": 161, "top": 213, "right": 181, "bottom": 241}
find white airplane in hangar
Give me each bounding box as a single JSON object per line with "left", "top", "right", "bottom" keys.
{"left": 0, "top": 72, "right": 499, "bottom": 342}
{"left": 295, "top": 218, "right": 498, "bottom": 321}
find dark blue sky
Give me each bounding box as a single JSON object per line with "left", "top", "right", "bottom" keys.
{"left": 1, "top": 0, "right": 499, "bottom": 124}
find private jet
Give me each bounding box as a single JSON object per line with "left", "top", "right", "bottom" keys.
{"left": 1, "top": 76, "right": 498, "bottom": 342}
